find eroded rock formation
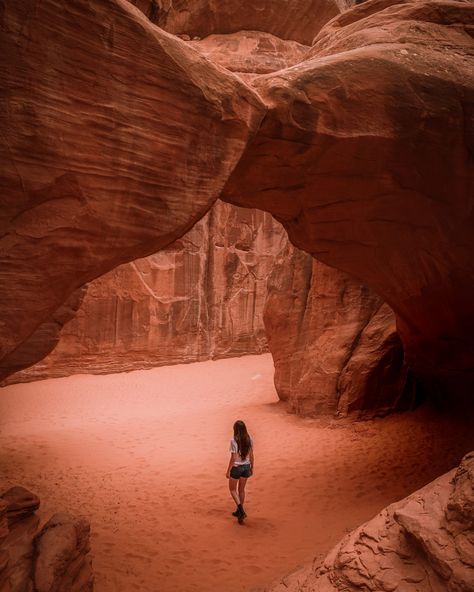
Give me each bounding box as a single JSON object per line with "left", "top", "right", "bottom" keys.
{"left": 8, "top": 202, "right": 286, "bottom": 381}
{"left": 222, "top": 0, "right": 474, "bottom": 393}
{"left": 0, "top": 487, "right": 93, "bottom": 592}
{"left": 1, "top": 0, "right": 473, "bottom": 402}
{"left": 0, "top": 0, "right": 265, "bottom": 381}
{"left": 264, "top": 244, "right": 413, "bottom": 416}
{"left": 128, "top": 0, "right": 352, "bottom": 44}
{"left": 190, "top": 31, "right": 309, "bottom": 78}
{"left": 269, "top": 451, "right": 474, "bottom": 591}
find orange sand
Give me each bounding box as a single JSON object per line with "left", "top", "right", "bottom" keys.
{"left": 1, "top": 354, "right": 474, "bottom": 592}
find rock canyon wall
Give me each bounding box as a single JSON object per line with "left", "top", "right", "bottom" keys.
{"left": 9, "top": 202, "right": 409, "bottom": 421}
{"left": 264, "top": 244, "right": 413, "bottom": 417}
{"left": 128, "top": 0, "right": 353, "bottom": 44}
{"left": 221, "top": 0, "right": 474, "bottom": 396}
{"left": 8, "top": 202, "right": 286, "bottom": 381}
{"left": 0, "top": 0, "right": 266, "bottom": 382}
{"left": 1, "top": 0, "right": 473, "bottom": 399}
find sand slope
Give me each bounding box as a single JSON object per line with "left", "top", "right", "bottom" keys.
{"left": 1, "top": 354, "right": 473, "bottom": 591}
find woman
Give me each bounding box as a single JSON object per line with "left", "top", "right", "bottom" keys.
{"left": 226, "top": 420, "right": 254, "bottom": 524}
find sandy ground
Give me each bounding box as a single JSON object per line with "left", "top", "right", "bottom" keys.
{"left": 1, "top": 354, "right": 474, "bottom": 592}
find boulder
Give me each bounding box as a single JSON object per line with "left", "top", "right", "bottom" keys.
{"left": 0, "top": 488, "right": 93, "bottom": 592}
{"left": 34, "top": 513, "right": 93, "bottom": 592}
{"left": 1, "top": 487, "right": 40, "bottom": 526}
{"left": 268, "top": 451, "right": 474, "bottom": 591}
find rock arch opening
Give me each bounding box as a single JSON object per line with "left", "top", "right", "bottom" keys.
{"left": 1, "top": 0, "right": 474, "bottom": 589}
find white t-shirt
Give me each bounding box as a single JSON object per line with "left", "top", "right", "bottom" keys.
{"left": 229, "top": 437, "right": 253, "bottom": 466}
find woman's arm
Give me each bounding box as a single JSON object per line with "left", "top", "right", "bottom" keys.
{"left": 226, "top": 453, "right": 236, "bottom": 478}
{"left": 249, "top": 448, "right": 255, "bottom": 475}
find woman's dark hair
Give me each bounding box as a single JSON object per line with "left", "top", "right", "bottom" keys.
{"left": 233, "top": 420, "right": 251, "bottom": 460}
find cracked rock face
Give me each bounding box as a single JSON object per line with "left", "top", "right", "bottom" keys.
{"left": 269, "top": 451, "right": 474, "bottom": 592}
{"left": 7, "top": 202, "right": 286, "bottom": 381}
{"left": 264, "top": 243, "right": 413, "bottom": 417}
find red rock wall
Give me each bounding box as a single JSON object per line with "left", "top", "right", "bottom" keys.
{"left": 9, "top": 202, "right": 286, "bottom": 381}
{"left": 0, "top": 0, "right": 265, "bottom": 382}
{"left": 1, "top": 0, "right": 473, "bottom": 405}
{"left": 128, "top": 0, "right": 353, "bottom": 44}
{"left": 223, "top": 0, "right": 474, "bottom": 395}
{"left": 264, "top": 243, "right": 413, "bottom": 417}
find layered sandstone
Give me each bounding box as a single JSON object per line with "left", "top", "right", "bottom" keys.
{"left": 1, "top": 0, "right": 473, "bottom": 404}
{"left": 189, "top": 31, "right": 309, "bottom": 78}
{"left": 0, "top": 488, "right": 93, "bottom": 592}
{"left": 9, "top": 202, "right": 286, "bottom": 381}
{"left": 0, "top": 0, "right": 264, "bottom": 381}
{"left": 264, "top": 244, "right": 413, "bottom": 417}
{"left": 269, "top": 451, "right": 474, "bottom": 592}
{"left": 128, "top": 0, "right": 353, "bottom": 44}
{"left": 223, "top": 0, "right": 474, "bottom": 394}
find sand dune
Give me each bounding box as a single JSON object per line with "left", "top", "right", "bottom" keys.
{"left": 1, "top": 354, "right": 473, "bottom": 591}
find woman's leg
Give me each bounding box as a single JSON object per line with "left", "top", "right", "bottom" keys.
{"left": 238, "top": 478, "right": 248, "bottom": 506}
{"left": 228, "top": 478, "right": 240, "bottom": 506}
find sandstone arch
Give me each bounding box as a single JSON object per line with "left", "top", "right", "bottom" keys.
{"left": 1, "top": 0, "right": 473, "bottom": 400}
{"left": 0, "top": 0, "right": 264, "bottom": 378}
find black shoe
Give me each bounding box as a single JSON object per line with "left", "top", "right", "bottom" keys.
{"left": 232, "top": 509, "right": 239, "bottom": 517}
{"left": 237, "top": 509, "right": 247, "bottom": 524}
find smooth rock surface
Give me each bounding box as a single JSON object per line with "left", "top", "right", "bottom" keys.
{"left": 0, "top": 287, "right": 88, "bottom": 380}
{"left": 268, "top": 451, "right": 474, "bottom": 592}
{"left": 264, "top": 243, "right": 412, "bottom": 416}
{"left": 0, "top": 0, "right": 264, "bottom": 382}
{"left": 8, "top": 202, "right": 286, "bottom": 381}
{"left": 223, "top": 0, "right": 474, "bottom": 393}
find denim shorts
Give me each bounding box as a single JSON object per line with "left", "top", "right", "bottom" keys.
{"left": 230, "top": 464, "right": 252, "bottom": 479}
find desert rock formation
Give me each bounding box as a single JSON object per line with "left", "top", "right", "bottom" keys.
{"left": 264, "top": 244, "right": 413, "bottom": 416}
{"left": 0, "top": 0, "right": 265, "bottom": 381}
{"left": 1, "top": 0, "right": 473, "bottom": 399}
{"left": 0, "top": 487, "right": 93, "bottom": 592}
{"left": 190, "top": 31, "right": 309, "bottom": 78}
{"left": 8, "top": 202, "right": 286, "bottom": 381}
{"left": 269, "top": 450, "right": 474, "bottom": 592}
{"left": 128, "top": 0, "right": 352, "bottom": 44}
{"left": 223, "top": 0, "right": 474, "bottom": 395}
